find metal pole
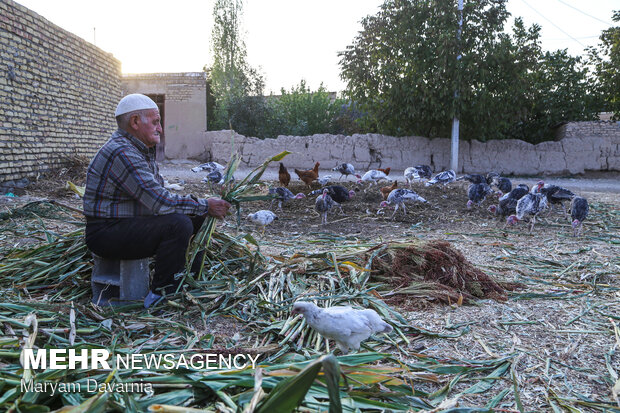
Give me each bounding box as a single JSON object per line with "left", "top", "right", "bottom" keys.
{"left": 451, "top": 0, "right": 463, "bottom": 172}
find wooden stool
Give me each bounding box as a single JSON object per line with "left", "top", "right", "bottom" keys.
{"left": 91, "top": 255, "right": 150, "bottom": 306}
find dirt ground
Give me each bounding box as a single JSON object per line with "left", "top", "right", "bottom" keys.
{"left": 2, "top": 162, "right": 619, "bottom": 411}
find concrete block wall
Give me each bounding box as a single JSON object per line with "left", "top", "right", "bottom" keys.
{"left": 204, "top": 127, "right": 620, "bottom": 175}
{"left": 0, "top": 0, "right": 121, "bottom": 184}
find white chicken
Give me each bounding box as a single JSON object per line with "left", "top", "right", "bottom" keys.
{"left": 291, "top": 301, "right": 393, "bottom": 354}
{"left": 358, "top": 170, "right": 389, "bottom": 185}
{"left": 379, "top": 189, "right": 427, "bottom": 218}
{"left": 246, "top": 210, "right": 278, "bottom": 235}
{"left": 163, "top": 180, "right": 185, "bottom": 191}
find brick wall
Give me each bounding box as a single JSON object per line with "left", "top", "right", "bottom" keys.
{"left": 555, "top": 121, "right": 620, "bottom": 140}
{"left": 122, "top": 72, "right": 207, "bottom": 102}
{"left": 0, "top": 0, "right": 121, "bottom": 184}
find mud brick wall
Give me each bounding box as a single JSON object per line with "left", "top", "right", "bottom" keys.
{"left": 0, "top": 0, "right": 121, "bottom": 184}
{"left": 205, "top": 126, "right": 620, "bottom": 175}
{"left": 121, "top": 73, "right": 208, "bottom": 160}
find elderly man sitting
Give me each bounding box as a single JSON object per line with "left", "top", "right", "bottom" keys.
{"left": 83, "top": 94, "right": 230, "bottom": 308}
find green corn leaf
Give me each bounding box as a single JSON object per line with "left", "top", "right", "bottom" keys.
{"left": 255, "top": 354, "right": 341, "bottom": 413}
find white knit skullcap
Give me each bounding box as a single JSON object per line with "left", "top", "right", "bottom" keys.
{"left": 114, "top": 94, "right": 158, "bottom": 117}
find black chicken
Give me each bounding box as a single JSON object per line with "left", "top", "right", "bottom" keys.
{"left": 457, "top": 174, "right": 487, "bottom": 185}
{"left": 534, "top": 181, "right": 575, "bottom": 217}
{"left": 570, "top": 196, "right": 589, "bottom": 237}
{"left": 467, "top": 183, "right": 493, "bottom": 209}
{"left": 486, "top": 173, "right": 512, "bottom": 195}
{"left": 268, "top": 187, "right": 305, "bottom": 210}
{"left": 488, "top": 184, "right": 529, "bottom": 216}
{"left": 309, "top": 185, "right": 354, "bottom": 214}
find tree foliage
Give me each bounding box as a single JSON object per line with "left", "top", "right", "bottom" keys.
{"left": 515, "top": 50, "right": 599, "bottom": 141}
{"left": 338, "top": 0, "right": 600, "bottom": 143}
{"left": 588, "top": 10, "right": 620, "bottom": 119}
{"left": 274, "top": 81, "right": 341, "bottom": 136}
{"left": 207, "top": 0, "right": 265, "bottom": 130}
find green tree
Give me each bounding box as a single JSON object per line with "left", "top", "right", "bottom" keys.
{"left": 274, "top": 81, "right": 342, "bottom": 136}
{"left": 516, "top": 50, "right": 599, "bottom": 142}
{"left": 207, "top": 0, "right": 264, "bottom": 130}
{"left": 588, "top": 10, "right": 620, "bottom": 119}
{"left": 338, "top": 0, "right": 598, "bottom": 142}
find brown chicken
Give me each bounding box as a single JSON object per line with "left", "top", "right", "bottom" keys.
{"left": 377, "top": 167, "right": 391, "bottom": 176}
{"left": 278, "top": 162, "right": 291, "bottom": 187}
{"left": 380, "top": 181, "right": 397, "bottom": 200}
{"left": 294, "top": 162, "right": 320, "bottom": 187}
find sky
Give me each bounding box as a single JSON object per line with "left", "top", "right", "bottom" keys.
{"left": 14, "top": 0, "right": 619, "bottom": 94}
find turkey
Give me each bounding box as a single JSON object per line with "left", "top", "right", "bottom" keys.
{"left": 506, "top": 193, "right": 548, "bottom": 233}
{"left": 315, "top": 188, "right": 337, "bottom": 225}
{"left": 467, "top": 183, "right": 493, "bottom": 209}
{"left": 332, "top": 163, "right": 361, "bottom": 180}
{"left": 488, "top": 184, "right": 529, "bottom": 216}
{"left": 486, "top": 173, "right": 512, "bottom": 195}
{"left": 309, "top": 185, "right": 354, "bottom": 215}
{"left": 456, "top": 174, "right": 487, "bottom": 185}
{"left": 191, "top": 161, "right": 225, "bottom": 174}
{"left": 404, "top": 165, "right": 432, "bottom": 186}
{"left": 317, "top": 175, "right": 333, "bottom": 186}
{"left": 291, "top": 301, "right": 392, "bottom": 354}
{"left": 425, "top": 170, "right": 456, "bottom": 187}
{"left": 268, "top": 187, "right": 305, "bottom": 210}
{"left": 247, "top": 210, "right": 278, "bottom": 235}
{"left": 570, "top": 196, "right": 589, "bottom": 237}
{"left": 202, "top": 170, "right": 226, "bottom": 190}
{"left": 358, "top": 169, "right": 389, "bottom": 185}
{"left": 534, "top": 181, "right": 575, "bottom": 217}
{"left": 380, "top": 188, "right": 427, "bottom": 219}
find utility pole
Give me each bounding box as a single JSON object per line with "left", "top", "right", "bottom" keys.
{"left": 451, "top": 0, "right": 463, "bottom": 172}
{"left": 93, "top": 27, "right": 96, "bottom": 46}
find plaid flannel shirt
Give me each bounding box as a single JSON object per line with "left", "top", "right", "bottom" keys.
{"left": 83, "top": 129, "right": 208, "bottom": 218}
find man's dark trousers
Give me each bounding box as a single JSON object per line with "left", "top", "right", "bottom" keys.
{"left": 86, "top": 213, "right": 206, "bottom": 295}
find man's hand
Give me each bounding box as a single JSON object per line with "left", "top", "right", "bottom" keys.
{"left": 206, "top": 198, "right": 231, "bottom": 219}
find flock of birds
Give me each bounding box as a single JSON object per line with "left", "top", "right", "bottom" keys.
{"left": 190, "top": 161, "right": 590, "bottom": 237}
{"left": 189, "top": 160, "right": 592, "bottom": 354}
